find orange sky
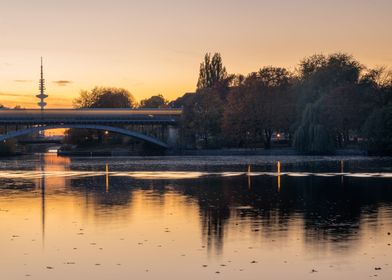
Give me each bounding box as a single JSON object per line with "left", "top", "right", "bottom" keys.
{"left": 1, "top": 0, "right": 391, "bottom": 108}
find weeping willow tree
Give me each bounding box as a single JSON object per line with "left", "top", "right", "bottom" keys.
{"left": 293, "top": 102, "right": 334, "bottom": 154}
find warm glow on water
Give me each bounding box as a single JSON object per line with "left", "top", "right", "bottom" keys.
{"left": 1, "top": 155, "right": 392, "bottom": 279}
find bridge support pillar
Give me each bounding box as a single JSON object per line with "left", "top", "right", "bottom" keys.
{"left": 167, "top": 125, "right": 179, "bottom": 148}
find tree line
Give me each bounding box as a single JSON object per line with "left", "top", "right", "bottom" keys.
{"left": 1, "top": 52, "right": 391, "bottom": 155}
{"left": 172, "top": 53, "right": 392, "bottom": 155}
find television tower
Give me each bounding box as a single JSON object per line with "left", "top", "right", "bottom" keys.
{"left": 36, "top": 57, "right": 48, "bottom": 110}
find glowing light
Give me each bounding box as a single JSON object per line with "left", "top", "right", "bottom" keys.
{"left": 277, "top": 161, "right": 281, "bottom": 192}
{"left": 340, "top": 160, "right": 344, "bottom": 185}
{"left": 106, "top": 163, "right": 109, "bottom": 193}
{"left": 247, "top": 165, "right": 251, "bottom": 189}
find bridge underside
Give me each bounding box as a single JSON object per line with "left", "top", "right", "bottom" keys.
{"left": 0, "top": 124, "right": 169, "bottom": 148}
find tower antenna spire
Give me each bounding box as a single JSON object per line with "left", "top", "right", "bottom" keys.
{"left": 36, "top": 56, "right": 48, "bottom": 110}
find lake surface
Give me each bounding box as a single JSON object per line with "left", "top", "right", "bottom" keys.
{"left": 1, "top": 154, "right": 392, "bottom": 280}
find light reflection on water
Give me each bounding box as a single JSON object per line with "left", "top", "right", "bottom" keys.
{"left": 0, "top": 154, "right": 392, "bottom": 280}
{"left": 1, "top": 170, "right": 392, "bottom": 180}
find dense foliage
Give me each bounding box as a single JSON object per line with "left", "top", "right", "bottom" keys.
{"left": 60, "top": 52, "right": 392, "bottom": 155}
{"left": 68, "top": 87, "right": 136, "bottom": 146}
{"left": 139, "top": 94, "right": 168, "bottom": 108}
{"left": 197, "top": 53, "right": 228, "bottom": 90}
{"left": 293, "top": 102, "right": 334, "bottom": 154}
{"left": 3, "top": 53, "right": 391, "bottom": 155}
{"left": 175, "top": 52, "right": 392, "bottom": 154}
{"left": 362, "top": 103, "right": 392, "bottom": 155}
{"left": 73, "top": 87, "right": 136, "bottom": 108}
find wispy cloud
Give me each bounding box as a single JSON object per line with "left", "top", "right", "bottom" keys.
{"left": 167, "top": 48, "right": 200, "bottom": 57}
{"left": 0, "top": 92, "right": 73, "bottom": 102}
{"left": 52, "top": 80, "right": 72, "bottom": 86}
{"left": 0, "top": 98, "right": 73, "bottom": 108}
{"left": 0, "top": 92, "right": 32, "bottom": 97}
{"left": 1, "top": 62, "right": 11, "bottom": 68}
{"left": 13, "top": 80, "right": 33, "bottom": 83}
{"left": 132, "top": 82, "right": 144, "bottom": 87}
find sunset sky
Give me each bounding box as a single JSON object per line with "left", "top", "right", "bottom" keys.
{"left": 1, "top": 0, "right": 391, "bottom": 108}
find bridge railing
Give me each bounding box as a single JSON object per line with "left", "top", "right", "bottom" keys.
{"left": 0, "top": 108, "right": 182, "bottom": 123}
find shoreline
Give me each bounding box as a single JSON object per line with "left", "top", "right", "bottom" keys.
{"left": 0, "top": 147, "right": 369, "bottom": 158}
{"left": 55, "top": 147, "right": 367, "bottom": 157}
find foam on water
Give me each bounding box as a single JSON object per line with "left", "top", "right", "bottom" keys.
{"left": 1, "top": 170, "right": 392, "bottom": 181}
{"left": 111, "top": 171, "right": 207, "bottom": 180}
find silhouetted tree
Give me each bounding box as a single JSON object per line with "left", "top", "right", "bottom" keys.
{"left": 197, "top": 53, "right": 227, "bottom": 90}
{"left": 181, "top": 89, "right": 224, "bottom": 148}
{"left": 169, "top": 92, "right": 195, "bottom": 108}
{"left": 222, "top": 87, "right": 251, "bottom": 147}
{"left": 292, "top": 53, "right": 366, "bottom": 150}
{"left": 319, "top": 84, "right": 373, "bottom": 147}
{"left": 297, "top": 53, "right": 362, "bottom": 107}
{"left": 362, "top": 103, "right": 392, "bottom": 155}
{"left": 359, "top": 67, "right": 392, "bottom": 106}
{"left": 73, "top": 87, "right": 136, "bottom": 108}
{"left": 139, "top": 94, "right": 168, "bottom": 108}
{"left": 223, "top": 67, "right": 295, "bottom": 148}
{"left": 178, "top": 53, "right": 231, "bottom": 147}
{"left": 68, "top": 87, "right": 136, "bottom": 146}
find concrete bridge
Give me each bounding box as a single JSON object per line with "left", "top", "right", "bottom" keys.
{"left": 0, "top": 108, "right": 182, "bottom": 148}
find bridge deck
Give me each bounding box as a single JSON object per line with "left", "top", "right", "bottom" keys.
{"left": 0, "top": 108, "right": 182, "bottom": 124}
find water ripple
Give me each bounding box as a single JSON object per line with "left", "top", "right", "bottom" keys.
{"left": 0, "top": 170, "right": 392, "bottom": 180}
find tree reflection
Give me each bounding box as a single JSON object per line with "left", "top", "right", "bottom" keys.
{"left": 1, "top": 161, "right": 392, "bottom": 256}
{"left": 163, "top": 175, "right": 392, "bottom": 253}
{"left": 38, "top": 173, "right": 392, "bottom": 253}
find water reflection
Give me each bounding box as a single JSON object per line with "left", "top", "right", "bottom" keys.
{"left": 277, "top": 160, "right": 281, "bottom": 192}
{"left": 27, "top": 157, "right": 392, "bottom": 253}
{"left": 38, "top": 155, "right": 46, "bottom": 247}
{"left": 1, "top": 155, "right": 392, "bottom": 279}
{"left": 105, "top": 163, "right": 109, "bottom": 193}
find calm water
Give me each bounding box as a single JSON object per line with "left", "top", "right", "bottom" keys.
{"left": 1, "top": 154, "right": 392, "bottom": 280}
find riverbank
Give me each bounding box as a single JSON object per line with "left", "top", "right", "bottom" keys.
{"left": 171, "top": 147, "right": 367, "bottom": 156}
{"left": 2, "top": 154, "right": 389, "bottom": 173}
{"left": 57, "top": 144, "right": 368, "bottom": 157}
{"left": 1, "top": 147, "right": 369, "bottom": 157}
